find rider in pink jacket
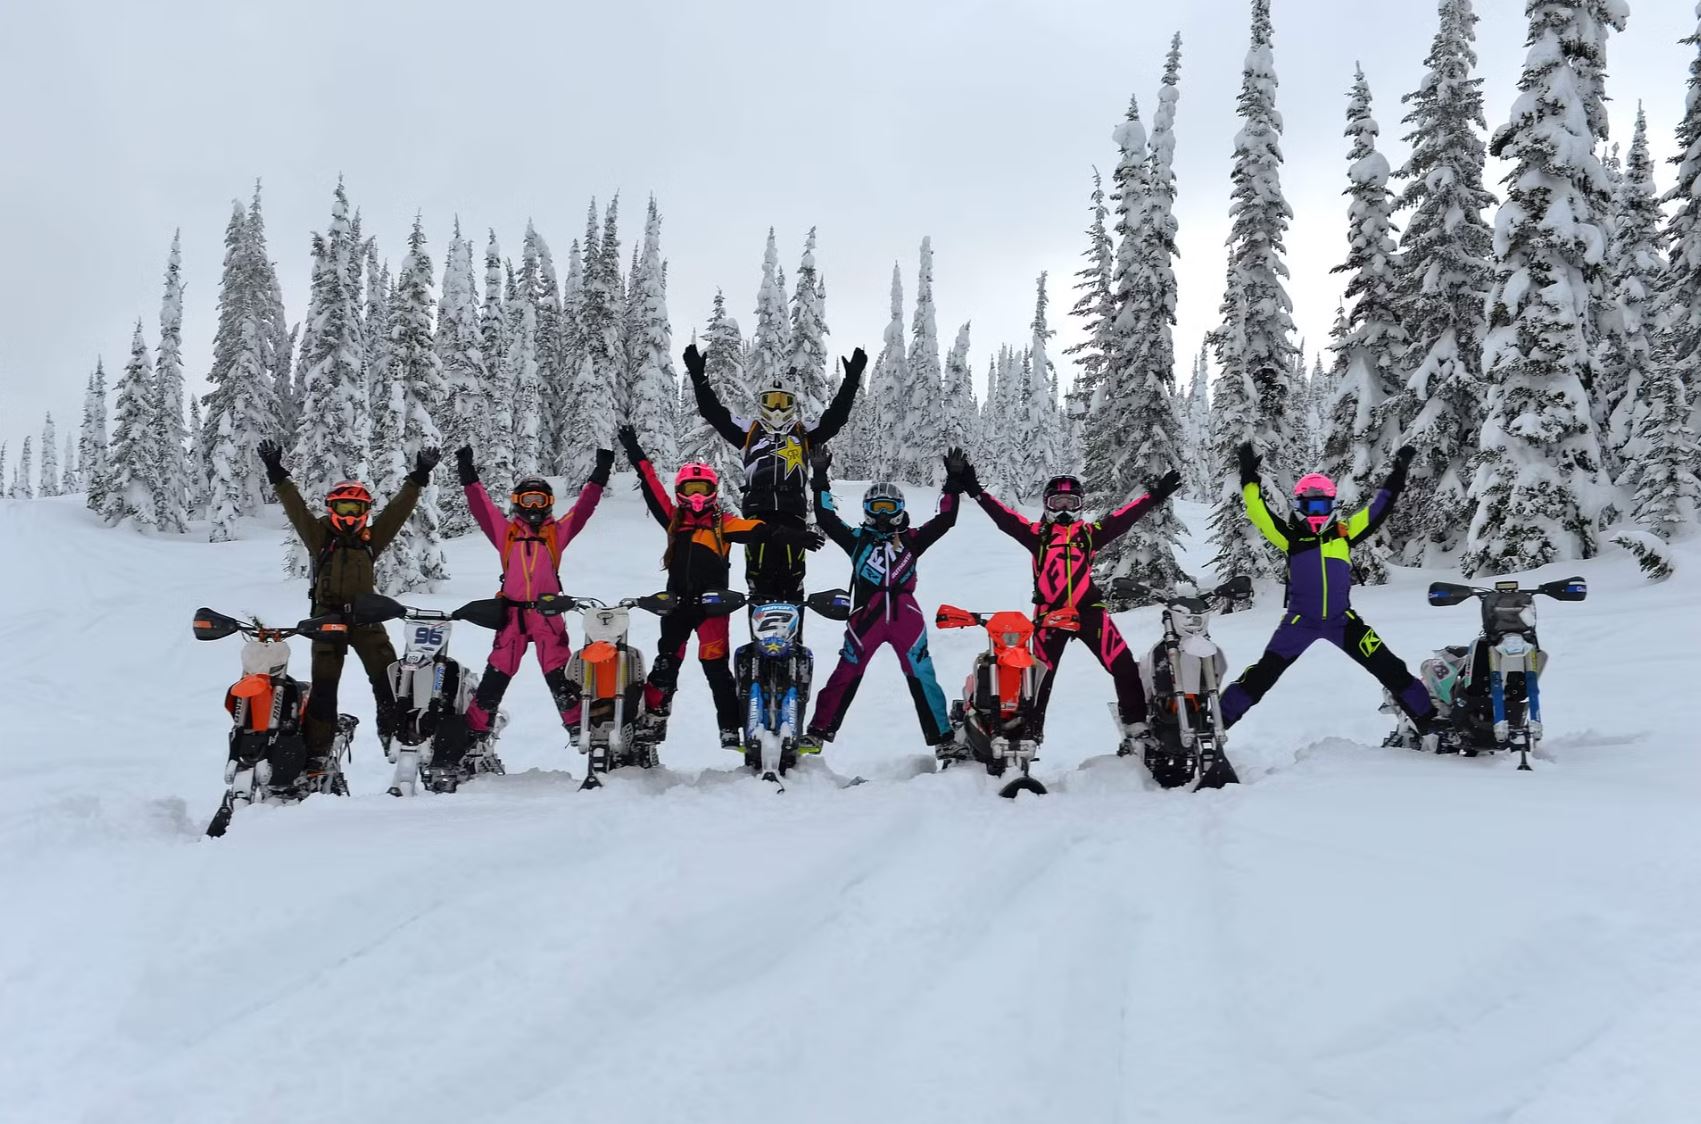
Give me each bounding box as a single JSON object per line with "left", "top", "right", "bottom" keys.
{"left": 456, "top": 444, "right": 613, "bottom": 739}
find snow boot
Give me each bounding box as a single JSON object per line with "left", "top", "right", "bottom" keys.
{"left": 720, "top": 729, "right": 743, "bottom": 751}
{"left": 797, "top": 732, "right": 826, "bottom": 755}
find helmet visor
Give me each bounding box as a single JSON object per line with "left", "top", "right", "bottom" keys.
{"left": 1044, "top": 492, "right": 1084, "bottom": 514}
{"left": 864, "top": 497, "right": 903, "bottom": 517}
{"left": 678, "top": 479, "right": 716, "bottom": 498}
{"left": 1295, "top": 494, "right": 1335, "bottom": 517}
{"left": 329, "top": 498, "right": 371, "bottom": 518}
{"left": 759, "top": 389, "right": 796, "bottom": 413}
{"left": 512, "top": 489, "right": 553, "bottom": 510}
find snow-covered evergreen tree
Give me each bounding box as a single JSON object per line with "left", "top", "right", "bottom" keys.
{"left": 1597, "top": 107, "right": 1667, "bottom": 479}
{"left": 102, "top": 321, "right": 159, "bottom": 526}
{"left": 287, "top": 181, "right": 371, "bottom": 574}
{"left": 150, "top": 231, "right": 190, "bottom": 532}
{"left": 183, "top": 394, "right": 204, "bottom": 512}
{"left": 433, "top": 221, "right": 483, "bottom": 534}
{"left": 787, "top": 227, "right": 829, "bottom": 418}
{"left": 1208, "top": 0, "right": 1300, "bottom": 581}
{"left": 39, "top": 413, "right": 59, "bottom": 498}
{"left": 941, "top": 321, "right": 976, "bottom": 456}
{"left": 11, "top": 437, "right": 33, "bottom": 500}
{"left": 246, "top": 183, "right": 295, "bottom": 442}
{"left": 81, "top": 361, "right": 110, "bottom": 513}
{"left": 1390, "top": 0, "right": 1497, "bottom": 562}
{"left": 1621, "top": 359, "right": 1700, "bottom": 538}
{"left": 626, "top": 197, "right": 680, "bottom": 468}
{"left": 507, "top": 237, "right": 543, "bottom": 475}
{"left": 680, "top": 291, "right": 746, "bottom": 483}
{"left": 747, "top": 227, "right": 792, "bottom": 400}
{"left": 898, "top": 237, "right": 945, "bottom": 485}
{"left": 201, "top": 201, "right": 281, "bottom": 524}
{"left": 867, "top": 263, "right": 908, "bottom": 480}
{"left": 376, "top": 215, "right": 449, "bottom": 591}
{"left": 1066, "top": 169, "right": 1115, "bottom": 410}
{"left": 529, "top": 225, "right": 569, "bottom": 473}
{"left": 1183, "top": 343, "right": 1213, "bottom": 500}
{"left": 60, "top": 430, "right": 78, "bottom": 495}
{"left": 1320, "top": 67, "right": 1407, "bottom": 584}
{"left": 1464, "top": 0, "right": 1626, "bottom": 576}
{"left": 478, "top": 230, "right": 514, "bottom": 488}
{"left": 570, "top": 199, "right": 623, "bottom": 476}
{"left": 1663, "top": 5, "right": 1701, "bottom": 458}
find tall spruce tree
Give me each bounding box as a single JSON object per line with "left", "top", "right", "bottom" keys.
{"left": 434, "top": 220, "right": 483, "bottom": 534}
{"left": 1391, "top": 0, "right": 1496, "bottom": 561}
{"left": 102, "top": 321, "right": 159, "bottom": 526}
{"left": 11, "top": 437, "right": 33, "bottom": 500}
{"left": 572, "top": 199, "right": 624, "bottom": 475}
{"left": 1183, "top": 343, "right": 1213, "bottom": 500}
{"left": 1464, "top": 0, "right": 1626, "bottom": 576}
{"left": 899, "top": 237, "right": 945, "bottom": 484}
{"left": 787, "top": 227, "right": 830, "bottom": 418}
{"left": 748, "top": 228, "right": 792, "bottom": 400}
{"left": 151, "top": 230, "right": 190, "bottom": 531}
{"left": 81, "top": 361, "right": 110, "bottom": 513}
{"left": 1208, "top": 0, "right": 1300, "bottom": 582}
{"left": 60, "top": 429, "right": 78, "bottom": 495}
{"left": 1066, "top": 170, "right": 1115, "bottom": 410}
{"left": 478, "top": 230, "right": 515, "bottom": 488}
{"left": 941, "top": 321, "right": 976, "bottom": 456}
{"left": 38, "top": 413, "right": 59, "bottom": 498}
{"left": 627, "top": 197, "right": 680, "bottom": 467}
{"left": 246, "top": 183, "right": 295, "bottom": 440}
{"left": 1599, "top": 107, "right": 1667, "bottom": 476}
{"left": 183, "top": 393, "right": 204, "bottom": 512}
{"left": 1663, "top": 4, "right": 1701, "bottom": 455}
{"left": 530, "top": 225, "right": 569, "bottom": 472}
{"left": 682, "top": 291, "right": 746, "bottom": 483}
{"left": 507, "top": 237, "right": 544, "bottom": 475}
{"left": 201, "top": 200, "right": 281, "bottom": 523}
{"left": 867, "top": 263, "right": 908, "bottom": 480}
{"left": 1321, "top": 67, "right": 1407, "bottom": 584}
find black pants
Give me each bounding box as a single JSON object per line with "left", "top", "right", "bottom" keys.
{"left": 647, "top": 607, "right": 739, "bottom": 731}
{"left": 1220, "top": 610, "right": 1433, "bottom": 728}
{"left": 306, "top": 624, "right": 398, "bottom": 751}
{"left": 1030, "top": 605, "right": 1146, "bottom": 738}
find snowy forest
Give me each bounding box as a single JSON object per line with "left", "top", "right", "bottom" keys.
{"left": 5, "top": 0, "right": 1698, "bottom": 594}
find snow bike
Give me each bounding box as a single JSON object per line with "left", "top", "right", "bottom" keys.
{"left": 1108, "top": 575, "right": 1251, "bottom": 790}
{"left": 192, "top": 607, "right": 363, "bottom": 838}
{"left": 536, "top": 589, "right": 744, "bottom": 790}
{"left": 733, "top": 590, "right": 852, "bottom": 789}
{"left": 1382, "top": 576, "right": 1586, "bottom": 770}
{"left": 350, "top": 593, "right": 511, "bottom": 796}
{"left": 934, "top": 604, "right": 1081, "bottom": 798}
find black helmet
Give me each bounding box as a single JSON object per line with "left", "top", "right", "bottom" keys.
{"left": 1042, "top": 475, "right": 1085, "bottom": 520}
{"left": 510, "top": 476, "right": 554, "bottom": 527}
{"left": 862, "top": 481, "right": 908, "bottom": 533}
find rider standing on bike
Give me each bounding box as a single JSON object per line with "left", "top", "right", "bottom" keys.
{"left": 619, "top": 425, "right": 821, "bottom": 749}
{"left": 258, "top": 439, "right": 437, "bottom": 771}
{"left": 680, "top": 343, "right": 864, "bottom": 608}
{"left": 965, "top": 465, "right": 1183, "bottom": 751}
{"left": 801, "top": 446, "right": 970, "bottom": 753}
{"left": 456, "top": 442, "right": 613, "bottom": 745}
{"left": 1220, "top": 442, "right": 1435, "bottom": 732}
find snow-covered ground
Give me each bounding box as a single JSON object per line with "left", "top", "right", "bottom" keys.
{"left": 3, "top": 479, "right": 1699, "bottom": 1124}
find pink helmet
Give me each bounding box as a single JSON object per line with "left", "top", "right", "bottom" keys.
{"left": 675, "top": 463, "right": 719, "bottom": 514}
{"left": 1292, "top": 473, "right": 1338, "bottom": 532}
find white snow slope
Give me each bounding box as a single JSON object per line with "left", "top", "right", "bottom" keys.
{"left": 3, "top": 480, "right": 1699, "bottom": 1124}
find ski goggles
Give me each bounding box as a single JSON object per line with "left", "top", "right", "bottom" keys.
{"left": 1044, "top": 493, "right": 1084, "bottom": 514}
{"left": 864, "top": 497, "right": 904, "bottom": 516}
{"left": 329, "top": 499, "right": 371, "bottom": 517}
{"left": 678, "top": 479, "right": 716, "bottom": 498}
{"left": 759, "top": 389, "right": 796, "bottom": 412}
{"left": 1294, "top": 494, "right": 1335, "bottom": 517}
{"left": 511, "top": 490, "right": 553, "bottom": 510}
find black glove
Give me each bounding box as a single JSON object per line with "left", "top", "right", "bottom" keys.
{"left": 408, "top": 446, "right": 441, "bottom": 486}
{"left": 617, "top": 424, "right": 645, "bottom": 466}
{"left": 803, "top": 527, "right": 827, "bottom": 552}
{"left": 1386, "top": 444, "right": 1417, "bottom": 495}
{"left": 455, "top": 445, "right": 478, "bottom": 486}
{"left": 1237, "top": 442, "right": 1261, "bottom": 487}
{"left": 589, "top": 448, "right": 615, "bottom": 486}
{"left": 1146, "top": 469, "right": 1183, "bottom": 503}
{"left": 809, "top": 445, "right": 833, "bottom": 489}
{"left": 942, "top": 446, "right": 975, "bottom": 496}
{"left": 683, "top": 344, "right": 707, "bottom": 382}
{"left": 257, "top": 439, "right": 288, "bottom": 485}
{"left": 841, "top": 348, "right": 867, "bottom": 383}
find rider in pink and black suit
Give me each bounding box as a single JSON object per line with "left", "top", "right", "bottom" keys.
{"left": 963, "top": 466, "right": 1183, "bottom": 746}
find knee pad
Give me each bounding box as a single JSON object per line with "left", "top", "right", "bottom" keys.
{"left": 544, "top": 667, "right": 581, "bottom": 713}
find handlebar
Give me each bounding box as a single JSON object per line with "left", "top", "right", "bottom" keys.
{"left": 1427, "top": 576, "right": 1586, "bottom": 606}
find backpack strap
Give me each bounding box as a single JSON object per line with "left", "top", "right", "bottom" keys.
{"left": 501, "top": 520, "right": 564, "bottom": 570}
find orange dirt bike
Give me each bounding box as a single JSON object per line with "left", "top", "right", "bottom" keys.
{"left": 351, "top": 593, "right": 512, "bottom": 796}
{"left": 935, "top": 604, "right": 1081, "bottom": 798}
{"left": 191, "top": 607, "right": 364, "bottom": 837}
{"left": 534, "top": 589, "right": 746, "bottom": 790}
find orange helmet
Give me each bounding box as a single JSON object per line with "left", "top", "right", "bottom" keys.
{"left": 326, "top": 481, "right": 373, "bottom": 534}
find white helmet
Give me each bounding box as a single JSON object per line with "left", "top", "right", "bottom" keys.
{"left": 756, "top": 373, "right": 800, "bottom": 431}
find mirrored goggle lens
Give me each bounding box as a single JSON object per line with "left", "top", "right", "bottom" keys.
{"left": 865, "top": 498, "right": 902, "bottom": 516}
{"left": 760, "top": 391, "right": 795, "bottom": 411}
{"left": 679, "top": 480, "right": 716, "bottom": 497}
{"left": 513, "top": 490, "right": 552, "bottom": 510}
{"left": 1297, "top": 496, "right": 1334, "bottom": 516}
{"left": 1044, "top": 493, "right": 1083, "bottom": 512}
{"left": 330, "top": 499, "right": 370, "bottom": 517}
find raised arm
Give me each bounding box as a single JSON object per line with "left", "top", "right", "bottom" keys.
{"left": 620, "top": 425, "right": 674, "bottom": 528}
{"left": 456, "top": 446, "right": 507, "bottom": 547}
{"left": 975, "top": 491, "right": 1040, "bottom": 546}
{"left": 368, "top": 448, "right": 435, "bottom": 554}
{"left": 555, "top": 449, "right": 613, "bottom": 545}
{"left": 258, "top": 441, "right": 324, "bottom": 553}
{"left": 1345, "top": 446, "right": 1413, "bottom": 546}
{"left": 683, "top": 345, "right": 746, "bottom": 447}
{"left": 808, "top": 348, "right": 867, "bottom": 445}
{"left": 909, "top": 491, "right": 959, "bottom": 556}
{"left": 809, "top": 447, "right": 858, "bottom": 553}
{"left": 1236, "top": 443, "right": 1289, "bottom": 552}
{"left": 1093, "top": 470, "right": 1178, "bottom": 546}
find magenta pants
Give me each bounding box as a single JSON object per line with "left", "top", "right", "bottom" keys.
{"left": 467, "top": 608, "right": 579, "bottom": 732}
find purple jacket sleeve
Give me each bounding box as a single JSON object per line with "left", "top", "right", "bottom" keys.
{"left": 909, "top": 491, "right": 959, "bottom": 556}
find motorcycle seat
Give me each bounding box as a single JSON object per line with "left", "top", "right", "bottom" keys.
{"left": 1444, "top": 645, "right": 1470, "bottom": 658}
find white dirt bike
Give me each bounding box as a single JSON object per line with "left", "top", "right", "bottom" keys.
{"left": 1108, "top": 575, "right": 1250, "bottom": 790}
{"left": 352, "top": 593, "right": 511, "bottom": 796}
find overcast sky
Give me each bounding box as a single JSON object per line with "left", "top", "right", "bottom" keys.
{"left": 0, "top": 0, "right": 1693, "bottom": 457}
